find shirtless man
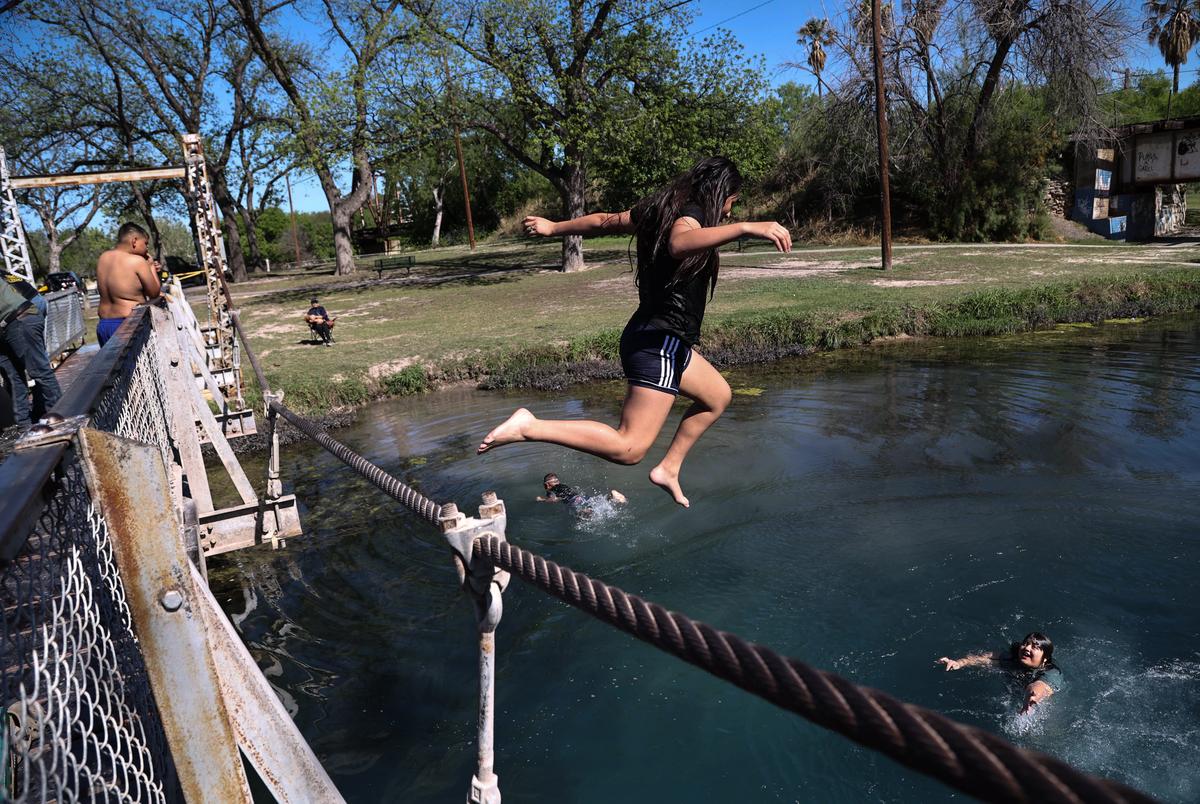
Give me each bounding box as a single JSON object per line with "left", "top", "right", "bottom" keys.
{"left": 95, "top": 222, "right": 162, "bottom": 346}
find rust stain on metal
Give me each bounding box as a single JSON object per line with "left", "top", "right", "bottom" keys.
{"left": 80, "top": 429, "right": 252, "bottom": 803}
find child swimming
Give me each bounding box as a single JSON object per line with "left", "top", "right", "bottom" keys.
{"left": 937, "top": 632, "right": 1062, "bottom": 713}
{"left": 537, "top": 473, "right": 627, "bottom": 518}
{"left": 477, "top": 156, "right": 792, "bottom": 507}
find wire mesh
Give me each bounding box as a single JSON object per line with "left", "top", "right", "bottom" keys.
{"left": 41, "top": 291, "right": 85, "bottom": 364}
{"left": 2, "top": 317, "right": 183, "bottom": 802}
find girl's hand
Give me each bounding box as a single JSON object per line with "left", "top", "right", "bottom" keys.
{"left": 744, "top": 221, "right": 793, "bottom": 253}
{"left": 936, "top": 657, "right": 963, "bottom": 671}
{"left": 523, "top": 216, "right": 556, "bottom": 237}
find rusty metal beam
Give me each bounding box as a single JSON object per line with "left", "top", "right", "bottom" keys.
{"left": 77, "top": 428, "right": 251, "bottom": 803}
{"left": 197, "top": 497, "right": 302, "bottom": 556}
{"left": 9, "top": 166, "right": 185, "bottom": 188}
{"left": 190, "top": 562, "right": 344, "bottom": 803}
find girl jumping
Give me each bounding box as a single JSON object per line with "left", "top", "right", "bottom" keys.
{"left": 477, "top": 156, "right": 792, "bottom": 507}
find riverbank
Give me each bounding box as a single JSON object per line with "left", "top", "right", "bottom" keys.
{"left": 222, "top": 239, "right": 1200, "bottom": 414}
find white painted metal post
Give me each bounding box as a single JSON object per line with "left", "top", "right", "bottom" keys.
{"left": 441, "top": 494, "right": 509, "bottom": 804}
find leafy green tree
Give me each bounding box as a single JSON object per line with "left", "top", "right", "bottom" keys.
{"left": 409, "top": 0, "right": 772, "bottom": 271}
{"left": 1145, "top": 0, "right": 1200, "bottom": 114}
{"left": 229, "top": 0, "right": 410, "bottom": 275}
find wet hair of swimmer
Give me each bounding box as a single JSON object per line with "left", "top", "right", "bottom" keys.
{"left": 1010, "top": 632, "right": 1055, "bottom": 668}
{"left": 543, "top": 473, "right": 559, "bottom": 485}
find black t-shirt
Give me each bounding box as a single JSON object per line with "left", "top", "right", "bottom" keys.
{"left": 548, "top": 483, "right": 583, "bottom": 505}
{"left": 630, "top": 203, "right": 713, "bottom": 345}
{"left": 307, "top": 305, "right": 329, "bottom": 321}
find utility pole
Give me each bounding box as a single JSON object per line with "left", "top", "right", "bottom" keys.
{"left": 285, "top": 172, "right": 302, "bottom": 267}
{"left": 442, "top": 53, "right": 476, "bottom": 250}
{"left": 871, "top": 0, "right": 893, "bottom": 270}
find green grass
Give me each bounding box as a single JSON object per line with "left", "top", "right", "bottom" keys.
{"left": 219, "top": 238, "right": 1200, "bottom": 413}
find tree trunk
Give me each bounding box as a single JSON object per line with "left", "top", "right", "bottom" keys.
{"left": 560, "top": 162, "right": 587, "bottom": 272}
{"left": 47, "top": 241, "right": 63, "bottom": 275}
{"left": 214, "top": 192, "right": 249, "bottom": 283}
{"left": 240, "top": 206, "right": 264, "bottom": 271}
{"left": 964, "top": 35, "right": 1016, "bottom": 170}
{"left": 431, "top": 182, "right": 444, "bottom": 246}
{"left": 1170, "top": 64, "right": 1180, "bottom": 117}
{"left": 331, "top": 208, "right": 356, "bottom": 275}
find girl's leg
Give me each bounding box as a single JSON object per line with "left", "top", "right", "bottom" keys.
{"left": 649, "top": 350, "right": 731, "bottom": 508}
{"left": 477, "top": 385, "right": 675, "bottom": 465}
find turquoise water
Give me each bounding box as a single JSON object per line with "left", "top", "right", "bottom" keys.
{"left": 215, "top": 318, "right": 1200, "bottom": 802}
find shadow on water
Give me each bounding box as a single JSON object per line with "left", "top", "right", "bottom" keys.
{"left": 212, "top": 316, "right": 1200, "bottom": 803}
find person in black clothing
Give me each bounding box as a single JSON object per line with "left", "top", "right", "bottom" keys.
{"left": 537, "top": 473, "right": 627, "bottom": 513}
{"left": 1, "top": 271, "right": 61, "bottom": 425}
{"left": 936, "top": 632, "right": 1062, "bottom": 713}
{"left": 477, "top": 157, "right": 791, "bottom": 507}
{"left": 305, "top": 296, "right": 336, "bottom": 345}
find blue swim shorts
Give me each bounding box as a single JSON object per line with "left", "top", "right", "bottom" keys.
{"left": 619, "top": 320, "right": 692, "bottom": 395}
{"left": 97, "top": 317, "right": 125, "bottom": 347}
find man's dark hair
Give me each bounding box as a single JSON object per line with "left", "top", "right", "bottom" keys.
{"left": 544, "top": 473, "right": 559, "bottom": 484}
{"left": 116, "top": 222, "right": 149, "bottom": 244}
{"left": 310, "top": 297, "right": 320, "bottom": 304}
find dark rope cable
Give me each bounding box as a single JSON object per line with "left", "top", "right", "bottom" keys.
{"left": 270, "top": 402, "right": 443, "bottom": 527}
{"left": 474, "top": 535, "right": 1153, "bottom": 804}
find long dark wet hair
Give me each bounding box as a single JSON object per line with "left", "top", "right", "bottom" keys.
{"left": 1010, "top": 632, "right": 1056, "bottom": 670}
{"left": 630, "top": 156, "right": 743, "bottom": 298}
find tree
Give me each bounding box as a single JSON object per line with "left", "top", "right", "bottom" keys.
{"left": 229, "top": 0, "right": 409, "bottom": 275}
{"left": 1145, "top": 0, "right": 1200, "bottom": 115}
{"left": 408, "top": 0, "right": 771, "bottom": 270}
{"left": 797, "top": 18, "right": 835, "bottom": 99}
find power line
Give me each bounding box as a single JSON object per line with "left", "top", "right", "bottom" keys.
{"left": 618, "top": 0, "right": 695, "bottom": 30}
{"left": 690, "top": 0, "right": 778, "bottom": 35}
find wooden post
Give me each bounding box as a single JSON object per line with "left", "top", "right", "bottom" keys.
{"left": 871, "top": 0, "right": 893, "bottom": 270}
{"left": 442, "top": 53, "right": 476, "bottom": 251}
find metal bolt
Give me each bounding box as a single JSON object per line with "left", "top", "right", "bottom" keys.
{"left": 160, "top": 590, "right": 183, "bottom": 611}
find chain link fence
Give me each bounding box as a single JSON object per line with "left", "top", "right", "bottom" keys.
{"left": 41, "top": 291, "right": 85, "bottom": 364}
{"left": 2, "top": 310, "right": 183, "bottom": 803}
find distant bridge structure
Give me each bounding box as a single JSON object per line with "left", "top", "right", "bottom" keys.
{"left": 1071, "top": 117, "right": 1200, "bottom": 240}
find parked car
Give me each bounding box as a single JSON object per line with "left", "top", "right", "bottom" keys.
{"left": 40, "top": 271, "right": 86, "bottom": 294}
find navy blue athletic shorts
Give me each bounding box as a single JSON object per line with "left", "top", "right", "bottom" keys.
{"left": 620, "top": 320, "right": 692, "bottom": 395}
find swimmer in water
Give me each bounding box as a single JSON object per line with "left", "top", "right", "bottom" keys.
{"left": 537, "top": 473, "right": 627, "bottom": 517}
{"left": 937, "top": 632, "right": 1061, "bottom": 713}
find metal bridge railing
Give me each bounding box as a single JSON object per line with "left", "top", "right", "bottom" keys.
{"left": 40, "top": 289, "right": 85, "bottom": 364}
{"left": 1, "top": 307, "right": 182, "bottom": 803}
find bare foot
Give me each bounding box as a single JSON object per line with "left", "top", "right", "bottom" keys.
{"left": 649, "top": 465, "right": 689, "bottom": 508}
{"left": 477, "top": 408, "right": 536, "bottom": 454}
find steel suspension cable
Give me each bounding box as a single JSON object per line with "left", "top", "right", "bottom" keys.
{"left": 269, "top": 403, "right": 443, "bottom": 527}
{"left": 473, "top": 535, "right": 1152, "bottom": 804}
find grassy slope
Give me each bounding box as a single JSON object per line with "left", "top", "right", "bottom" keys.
{"left": 215, "top": 238, "right": 1200, "bottom": 412}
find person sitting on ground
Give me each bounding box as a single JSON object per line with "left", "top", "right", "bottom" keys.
{"left": 537, "top": 473, "right": 627, "bottom": 515}
{"left": 305, "top": 296, "right": 336, "bottom": 346}
{"left": 95, "top": 222, "right": 162, "bottom": 346}
{"left": 936, "top": 632, "right": 1062, "bottom": 713}
{"left": 0, "top": 270, "right": 62, "bottom": 425}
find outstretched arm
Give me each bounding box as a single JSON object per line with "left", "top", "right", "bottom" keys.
{"left": 668, "top": 217, "right": 792, "bottom": 259}
{"left": 936, "top": 652, "right": 999, "bottom": 671}
{"left": 1022, "top": 680, "right": 1053, "bottom": 712}
{"left": 524, "top": 211, "right": 634, "bottom": 238}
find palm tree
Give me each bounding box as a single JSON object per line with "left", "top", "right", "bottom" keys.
{"left": 1146, "top": 0, "right": 1200, "bottom": 116}
{"left": 797, "top": 18, "right": 836, "bottom": 99}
